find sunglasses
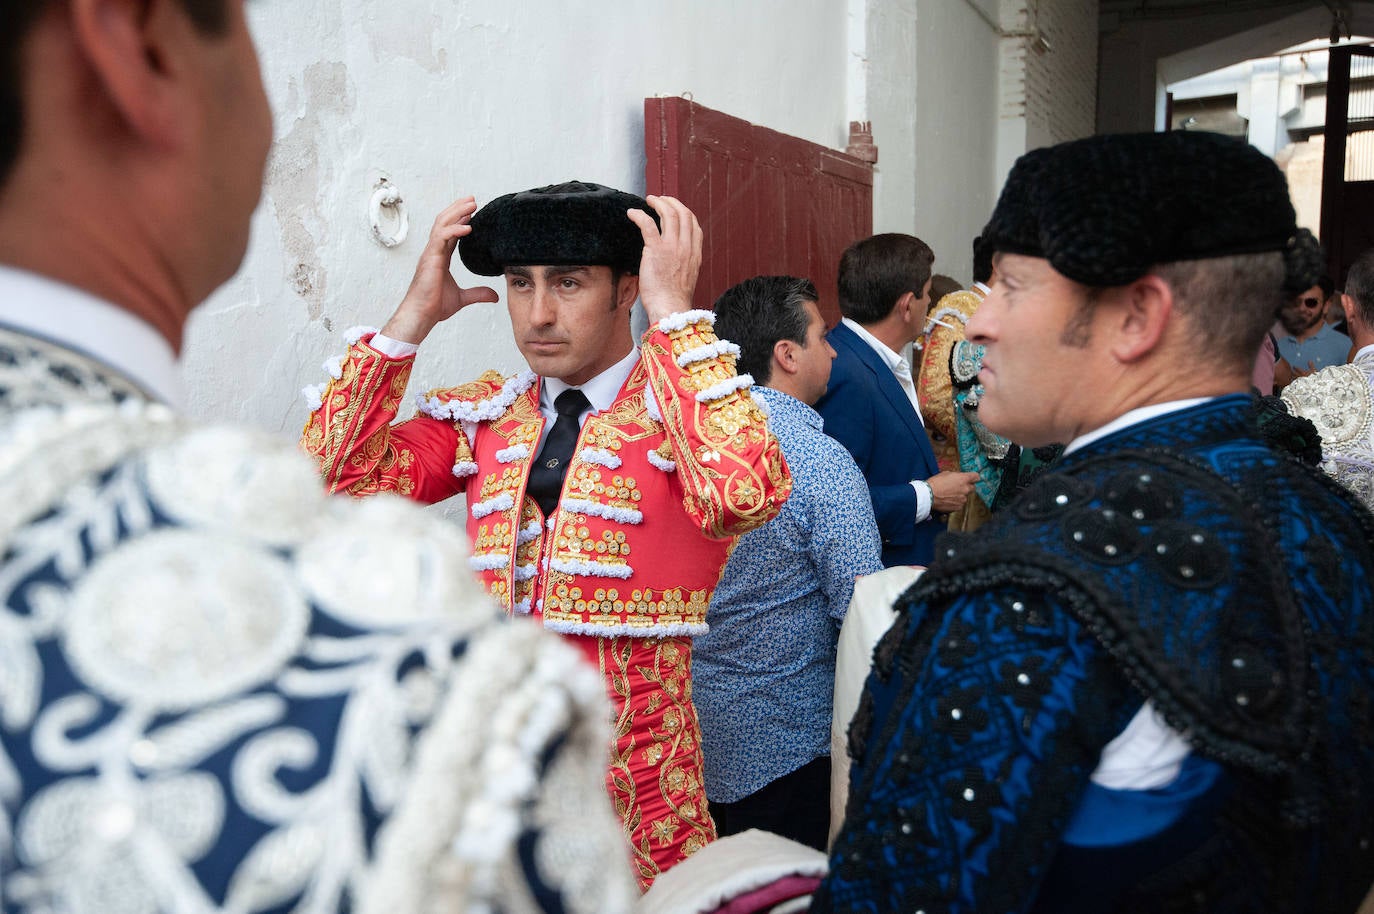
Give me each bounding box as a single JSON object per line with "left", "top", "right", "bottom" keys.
{"left": 1299, "top": 297, "right": 1322, "bottom": 308}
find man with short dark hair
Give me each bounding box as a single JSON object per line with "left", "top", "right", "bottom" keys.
{"left": 0, "top": 1, "right": 637, "bottom": 911}
{"left": 1283, "top": 249, "right": 1374, "bottom": 511}
{"left": 1276, "top": 274, "right": 1351, "bottom": 378}
{"left": 815, "top": 132, "right": 1374, "bottom": 913}
{"left": 696, "top": 275, "right": 881, "bottom": 851}
{"left": 300, "top": 182, "right": 791, "bottom": 887}
{"left": 816, "top": 234, "right": 978, "bottom": 567}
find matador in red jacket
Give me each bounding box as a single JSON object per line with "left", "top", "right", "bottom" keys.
{"left": 300, "top": 182, "right": 791, "bottom": 888}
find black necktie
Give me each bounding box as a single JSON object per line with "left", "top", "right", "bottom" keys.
{"left": 528, "top": 388, "right": 591, "bottom": 517}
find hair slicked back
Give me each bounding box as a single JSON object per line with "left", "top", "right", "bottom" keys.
{"left": 837, "top": 233, "right": 935, "bottom": 325}
{"left": 712, "top": 275, "right": 818, "bottom": 386}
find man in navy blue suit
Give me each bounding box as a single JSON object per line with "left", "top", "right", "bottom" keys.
{"left": 816, "top": 234, "right": 978, "bottom": 566}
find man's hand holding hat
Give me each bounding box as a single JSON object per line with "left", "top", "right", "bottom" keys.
{"left": 382, "top": 196, "right": 500, "bottom": 345}
{"left": 628, "top": 195, "right": 703, "bottom": 325}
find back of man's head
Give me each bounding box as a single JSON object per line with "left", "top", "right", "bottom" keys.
{"left": 837, "top": 233, "right": 934, "bottom": 325}
{"left": 1344, "top": 250, "right": 1374, "bottom": 331}
{"left": 712, "top": 275, "right": 817, "bottom": 386}
{"left": 0, "top": 0, "right": 230, "bottom": 190}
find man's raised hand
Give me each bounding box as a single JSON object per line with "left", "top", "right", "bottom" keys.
{"left": 381, "top": 197, "right": 500, "bottom": 345}
{"left": 628, "top": 195, "right": 703, "bottom": 326}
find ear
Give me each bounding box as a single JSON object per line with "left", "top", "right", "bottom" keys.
{"left": 615, "top": 274, "right": 640, "bottom": 311}
{"left": 1342, "top": 292, "right": 1358, "bottom": 322}
{"left": 895, "top": 290, "right": 918, "bottom": 322}
{"left": 68, "top": 0, "right": 191, "bottom": 149}
{"left": 772, "top": 338, "right": 800, "bottom": 377}
{"left": 1108, "top": 274, "right": 1173, "bottom": 363}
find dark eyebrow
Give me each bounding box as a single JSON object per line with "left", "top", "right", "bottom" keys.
{"left": 506, "top": 266, "right": 534, "bottom": 280}
{"left": 543, "top": 266, "right": 594, "bottom": 279}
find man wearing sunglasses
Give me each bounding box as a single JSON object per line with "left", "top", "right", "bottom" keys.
{"left": 1275, "top": 276, "right": 1351, "bottom": 377}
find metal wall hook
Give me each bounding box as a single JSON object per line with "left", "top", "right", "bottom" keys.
{"left": 369, "top": 180, "right": 408, "bottom": 248}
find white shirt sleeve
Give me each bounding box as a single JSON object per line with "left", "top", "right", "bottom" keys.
{"left": 368, "top": 332, "right": 420, "bottom": 359}
{"left": 910, "top": 479, "right": 933, "bottom": 523}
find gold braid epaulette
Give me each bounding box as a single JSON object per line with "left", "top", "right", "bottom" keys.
{"left": 419, "top": 371, "right": 506, "bottom": 411}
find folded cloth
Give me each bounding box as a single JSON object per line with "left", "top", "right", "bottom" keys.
{"left": 637, "top": 830, "right": 828, "bottom": 914}
{"left": 705, "top": 874, "right": 821, "bottom": 914}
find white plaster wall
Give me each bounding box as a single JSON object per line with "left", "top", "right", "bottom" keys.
{"left": 863, "top": 0, "right": 919, "bottom": 235}
{"left": 186, "top": 0, "right": 852, "bottom": 437}
{"left": 910, "top": 0, "right": 1001, "bottom": 282}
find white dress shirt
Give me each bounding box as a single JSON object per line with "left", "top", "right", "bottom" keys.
{"left": 0, "top": 265, "right": 181, "bottom": 406}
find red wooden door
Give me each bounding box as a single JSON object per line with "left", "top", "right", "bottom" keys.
{"left": 645, "top": 97, "right": 874, "bottom": 324}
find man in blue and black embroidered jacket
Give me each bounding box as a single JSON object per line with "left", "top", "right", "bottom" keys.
{"left": 815, "top": 131, "right": 1374, "bottom": 913}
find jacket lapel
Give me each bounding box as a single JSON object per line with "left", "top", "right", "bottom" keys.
{"left": 832, "top": 323, "right": 929, "bottom": 450}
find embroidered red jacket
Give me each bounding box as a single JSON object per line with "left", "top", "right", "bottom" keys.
{"left": 301, "top": 311, "right": 791, "bottom": 638}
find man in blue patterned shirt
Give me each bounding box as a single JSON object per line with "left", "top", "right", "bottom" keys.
{"left": 696, "top": 276, "right": 883, "bottom": 851}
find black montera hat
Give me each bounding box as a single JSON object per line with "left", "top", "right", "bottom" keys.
{"left": 458, "top": 181, "right": 659, "bottom": 277}
{"left": 981, "top": 131, "right": 1322, "bottom": 291}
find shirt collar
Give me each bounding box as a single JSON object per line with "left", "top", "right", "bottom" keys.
{"left": 1356, "top": 343, "right": 1374, "bottom": 362}
{"left": 1064, "top": 398, "right": 1213, "bottom": 456}
{"left": 1283, "top": 322, "right": 1337, "bottom": 345}
{"left": 973, "top": 282, "right": 991, "bottom": 297}
{"left": 540, "top": 345, "right": 640, "bottom": 414}
{"left": 752, "top": 384, "right": 822, "bottom": 429}
{"left": 841, "top": 317, "right": 908, "bottom": 374}
{"left": 0, "top": 265, "right": 181, "bottom": 406}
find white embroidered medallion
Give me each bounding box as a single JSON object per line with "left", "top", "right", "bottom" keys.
{"left": 63, "top": 530, "right": 310, "bottom": 711}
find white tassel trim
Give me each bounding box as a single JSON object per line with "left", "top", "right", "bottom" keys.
{"left": 322, "top": 354, "right": 345, "bottom": 380}
{"left": 578, "top": 447, "right": 621, "bottom": 469}
{"left": 513, "top": 563, "right": 538, "bottom": 581}
{"left": 512, "top": 598, "right": 533, "bottom": 615}
{"left": 927, "top": 306, "right": 971, "bottom": 331}
{"left": 676, "top": 339, "right": 740, "bottom": 368}
{"left": 301, "top": 383, "right": 326, "bottom": 411}
{"left": 495, "top": 444, "right": 530, "bottom": 464}
{"left": 344, "top": 325, "right": 380, "bottom": 346}
{"left": 548, "top": 557, "right": 634, "bottom": 579}
{"left": 647, "top": 451, "right": 677, "bottom": 472}
{"left": 560, "top": 498, "right": 643, "bottom": 525}
{"left": 516, "top": 520, "right": 544, "bottom": 545}
{"left": 656, "top": 309, "right": 716, "bottom": 333}
{"left": 470, "top": 493, "right": 515, "bottom": 519}
{"left": 468, "top": 552, "right": 511, "bottom": 572}
{"left": 696, "top": 373, "right": 753, "bottom": 403}
{"left": 542, "top": 619, "right": 709, "bottom": 638}
{"left": 644, "top": 386, "right": 663, "bottom": 422}
{"left": 451, "top": 461, "right": 479, "bottom": 479}
{"left": 415, "top": 370, "right": 537, "bottom": 423}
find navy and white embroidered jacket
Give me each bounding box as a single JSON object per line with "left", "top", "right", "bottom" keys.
{"left": 0, "top": 322, "right": 636, "bottom": 914}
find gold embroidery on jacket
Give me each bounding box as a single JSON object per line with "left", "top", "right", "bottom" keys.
{"left": 602, "top": 637, "right": 715, "bottom": 889}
